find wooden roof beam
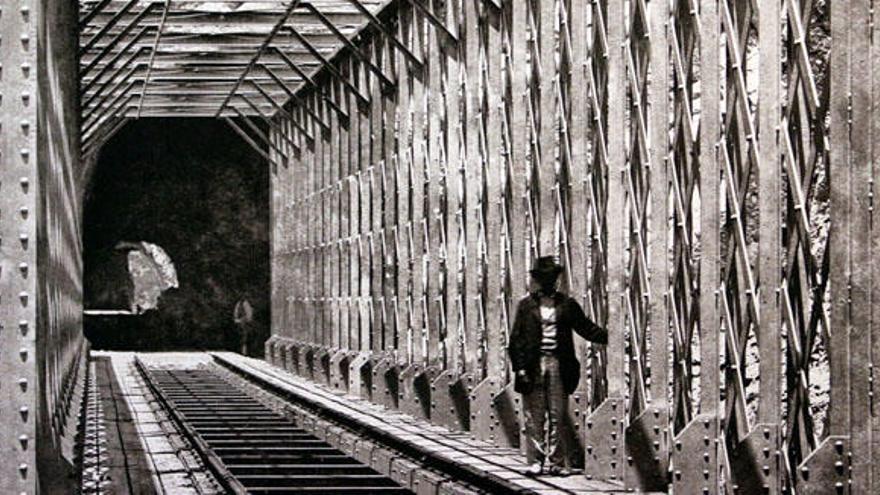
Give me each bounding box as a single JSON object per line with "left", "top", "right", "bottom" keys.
{"left": 281, "top": 26, "right": 369, "bottom": 106}
{"left": 340, "top": 0, "right": 423, "bottom": 71}
{"left": 215, "top": 0, "right": 304, "bottom": 117}
{"left": 237, "top": 92, "right": 314, "bottom": 143}
{"left": 83, "top": 54, "right": 145, "bottom": 109}
{"left": 270, "top": 46, "right": 360, "bottom": 114}
{"left": 137, "top": 0, "right": 172, "bottom": 117}
{"left": 230, "top": 106, "right": 292, "bottom": 160}
{"left": 303, "top": 2, "right": 395, "bottom": 89}
{"left": 401, "top": 0, "right": 457, "bottom": 43}
{"left": 81, "top": 36, "right": 151, "bottom": 94}
{"left": 223, "top": 116, "right": 287, "bottom": 169}
{"left": 80, "top": 9, "right": 155, "bottom": 77}
{"left": 80, "top": 0, "right": 116, "bottom": 28}
{"left": 249, "top": 77, "right": 330, "bottom": 132}
{"left": 80, "top": 0, "right": 157, "bottom": 56}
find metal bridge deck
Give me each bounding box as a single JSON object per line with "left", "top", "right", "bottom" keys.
{"left": 139, "top": 365, "right": 410, "bottom": 494}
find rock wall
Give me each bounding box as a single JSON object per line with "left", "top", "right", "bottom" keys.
{"left": 83, "top": 118, "right": 269, "bottom": 355}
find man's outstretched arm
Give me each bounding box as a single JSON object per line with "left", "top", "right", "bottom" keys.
{"left": 568, "top": 298, "right": 608, "bottom": 344}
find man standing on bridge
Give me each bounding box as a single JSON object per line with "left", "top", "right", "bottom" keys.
{"left": 233, "top": 296, "right": 254, "bottom": 356}
{"left": 509, "top": 256, "right": 608, "bottom": 476}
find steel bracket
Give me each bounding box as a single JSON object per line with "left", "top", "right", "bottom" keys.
{"left": 583, "top": 397, "right": 625, "bottom": 484}
{"left": 348, "top": 352, "right": 373, "bottom": 399}
{"left": 264, "top": 335, "right": 279, "bottom": 364}
{"left": 283, "top": 341, "right": 299, "bottom": 373}
{"left": 796, "top": 435, "right": 850, "bottom": 495}
{"left": 299, "top": 343, "right": 316, "bottom": 379}
{"left": 430, "top": 370, "right": 475, "bottom": 432}
{"left": 329, "top": 350, "right": 355, "bottom": 392}
{"left": 670, "top": 414, "right": 719, "bottom": 494}
{"left": 398, "top": 364, "right": 439, "bottom": 420}
{"left": 314, "top": 346, "right": 332, "bottom": 386}
{"left": 470, "top": 377, "right": 521, "bottom": 449}
{"left": 372, "top": 356, "right": 401, "bottom": 409}
{"left": 624, "top": 405, "right": 670, "bottom": 491}
{"left": 729, "top": 423, "right": 780, "bottom": 494}
{"left": 564, "top": 391, "right": 588, "bottom": 468}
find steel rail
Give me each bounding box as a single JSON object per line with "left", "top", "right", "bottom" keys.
{"left": 134, "top": 358, "right": 249, "bottom": 494}
{"left": 135, "top": 361, "right": 408, "bottom": 494}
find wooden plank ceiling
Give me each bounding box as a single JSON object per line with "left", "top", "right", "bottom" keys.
{"left": 79, "top": 0, "right": 385, "bottom": 126}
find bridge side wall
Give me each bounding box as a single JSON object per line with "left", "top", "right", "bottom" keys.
{"left": 266, "top": 1, "right": 870, "bottom": 493}
{"left": 35, "top": 0, "right": 87, "bottom": 493}
{"left": 0, "top": 0, "right": 85, "bottom": 492}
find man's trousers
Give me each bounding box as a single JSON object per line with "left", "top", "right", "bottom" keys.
{"left": 522, "top": 354, "right": 568, "bottom": 467}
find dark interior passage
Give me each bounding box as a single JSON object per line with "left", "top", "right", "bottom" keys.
{"left": 83, "top": 118, "right": 269, "bottom": 355}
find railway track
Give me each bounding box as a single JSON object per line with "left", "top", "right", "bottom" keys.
{"left": 136, "top": 362, "right": 411, "bottom": 494}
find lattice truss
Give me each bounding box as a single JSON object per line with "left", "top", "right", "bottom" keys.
{"left": 583, "top": 0, "right": 833, "bottom": 490}
{"left": 77, "top": 0, "right": 848, "bottom": 491}
{"left": 77, "top": 0, "right": 387, "bottom": 159}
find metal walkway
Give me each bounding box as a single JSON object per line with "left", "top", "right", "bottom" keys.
{"left": 138, "top": 364, "right": 410, "bottom": 494}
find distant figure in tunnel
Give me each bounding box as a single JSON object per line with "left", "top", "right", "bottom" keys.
{"left": 233, "top": 297, "right": 254, "bottom": 356}
{"left": 509, "top": 256, "right": 608, "bottom": 476}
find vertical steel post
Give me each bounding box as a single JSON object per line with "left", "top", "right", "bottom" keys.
{"left": 583, "top": 0, "right": 627, "bottom": 483}
{"left": 671, "top": 0, "right": 721, "bottom": 492}
{"left": 0, "top": 0, "right": 37, "bottom": 491}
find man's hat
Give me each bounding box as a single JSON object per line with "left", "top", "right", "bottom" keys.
{"left": 529, "top": 256, "right": 563, "bottom": 279}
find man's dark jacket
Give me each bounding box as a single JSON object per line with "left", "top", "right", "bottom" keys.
{"left": 508, "top": 291, "right": 607, "bottom": 395}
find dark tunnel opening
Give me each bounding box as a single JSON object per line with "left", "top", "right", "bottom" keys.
{"left": 83, "top": 118, "right": 270, "bottom": 356}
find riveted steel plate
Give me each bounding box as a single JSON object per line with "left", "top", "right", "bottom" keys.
{"left": 796, "top": 436, "right": 849, "bottom": 495}
{"left": 729, "top": 423, "right": 780, "bottom": 494}
{"left": 399, "top": 364, "right": 438, "bottom": 420}
{"left": 470, "top": 377, "right": 520, "bottom": 449}
{"left": 1, "top": 0, "right": 38, "bottom": 490}
{"left": 670, "top": 414, "right": 718, "bottom": 494}
{"left": 314, "top": 346, "right": 332, "bottom": 385}
{"left": 299, "top": 344, "right": 315, "bottom": 378}
{"left": 372, "top": 356, "right": 400, "bottom": 409}
{"left": 565, "top": 391, "right": 587, "bottom": 468}
{"left": 348, "top": 352, "right": 373, "bottom": 399}
{"left": 624, "top": 405, "right": 669, "bottom": 491}
{"left": 329, "top": 349, "right": 354, "bottom": 391}
{"left": 264, "top": 336, "right": 278, "bottom": 364}
{"left": 584, "top": 398, "right": 625, "bottom": 484}
{"left": 283, "top": 341, "right": 298, "bottom": 373}
{"left": 430, "top": 370, "right": 474, "bottom": 432}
